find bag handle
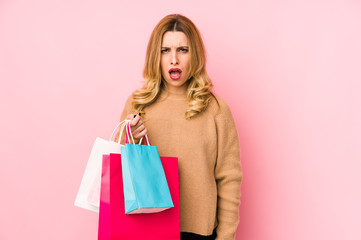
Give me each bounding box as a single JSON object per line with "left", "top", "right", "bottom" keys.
{"left": 125, "top": 120, "right": 151, "bottom": 146}
{"left": 109, "top": 120, "right": 128, "bottom": 144}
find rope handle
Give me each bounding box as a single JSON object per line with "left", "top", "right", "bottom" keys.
{"left": 125, "top": 120, "right": 151, "bottom": 146}
{"left": 109, "top": 120, "right": 128, "bottom": 144}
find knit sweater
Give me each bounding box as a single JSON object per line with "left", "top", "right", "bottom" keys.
{"left": 114, "top": 88, "right": 243, "bottom": 240}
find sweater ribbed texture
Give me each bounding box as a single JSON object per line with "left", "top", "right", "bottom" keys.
{"left": 114, "top": 89, "right": 243, "bottom": 240}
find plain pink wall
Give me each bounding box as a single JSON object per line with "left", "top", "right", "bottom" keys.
{"left": 1, "top": 0, "right": 360, "bottom": 239}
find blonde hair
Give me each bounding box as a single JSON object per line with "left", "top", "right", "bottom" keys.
{"left": 132, "top": 14, "right": 216, "bottom": 120}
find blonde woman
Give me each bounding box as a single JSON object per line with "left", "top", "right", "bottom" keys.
{"left": 115, "top": 14, "right": 242, "bottom": 240}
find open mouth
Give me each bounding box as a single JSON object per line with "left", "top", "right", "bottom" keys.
{"left": 169, "top": 68, "right": 182, "bottom": 80}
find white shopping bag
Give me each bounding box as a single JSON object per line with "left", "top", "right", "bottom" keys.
{"left": 74, "top": 120, "right": 128, "bottom": 212}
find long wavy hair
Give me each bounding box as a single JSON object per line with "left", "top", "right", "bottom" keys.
{"left": 132, "top": 14, "right": 216, "bottom": 120}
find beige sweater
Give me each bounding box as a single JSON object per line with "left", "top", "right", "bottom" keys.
{"left": 114, "top": 88, "right": 243, "bottom": 240}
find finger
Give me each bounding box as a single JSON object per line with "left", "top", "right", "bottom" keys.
{"left": 134, "top": 127, "right": 147, "bottom": 139}
{"left": 130, "top": 114, "right": 140, "bottom": 126}
{"left": 132, "top": 124, "right": 145, "bottom": 137}
{"left": 131, "top": 117, "right": 144, "bottom": 135}
{"left": 133, "top": 118, "right": 143, "bottom": 129}
{"left": 126, "top": 114, "right": 135, "bottom": 120}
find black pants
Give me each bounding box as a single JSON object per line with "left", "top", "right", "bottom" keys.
{"left": 180, "top": 228, "right": 217, "bottom": 240}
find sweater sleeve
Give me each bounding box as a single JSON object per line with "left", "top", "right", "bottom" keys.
{"left": 114, "top": 94, "right": 136, "bottom": 144}
{"left": 214, "top": 98, "right": 243, "bottom": 240}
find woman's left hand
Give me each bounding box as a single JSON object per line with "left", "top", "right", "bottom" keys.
{"left": 126, "top": 113, "right": 147, "bottom": 140}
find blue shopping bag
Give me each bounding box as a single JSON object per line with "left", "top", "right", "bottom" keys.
{"left": 120, "top": 121, "right": 174, "bottom": 214}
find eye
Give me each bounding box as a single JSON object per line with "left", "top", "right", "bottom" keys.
{"left": 161, "top": 49, "right": 169, "bottom": 53}
{"left": 180, "top": 48, "right": 188, "bottom": 52}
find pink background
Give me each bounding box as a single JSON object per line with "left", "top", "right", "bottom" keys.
{"left": 0, "top": 0, "right": 360, "bottom": 239}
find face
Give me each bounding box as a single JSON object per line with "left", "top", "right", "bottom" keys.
{"left": 160, "top": 31, "right": 190, "bottom": 93}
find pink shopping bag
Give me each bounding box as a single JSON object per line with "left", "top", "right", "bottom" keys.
{"left": 98, "top": 153, "right": 180, "bottom": 240}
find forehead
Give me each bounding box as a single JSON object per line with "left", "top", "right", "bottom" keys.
{"left": 161, "top": 31, "right": 188, "bottom": 47}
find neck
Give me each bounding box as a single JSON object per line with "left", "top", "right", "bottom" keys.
{"left": 160, "top": 87, "right": 188, "bottom": 100}
{"left": 166, "top": 87, "right": 186, "bottom": 95}
{"left": 163, "top": 82, "right": 189, "bottom": 94}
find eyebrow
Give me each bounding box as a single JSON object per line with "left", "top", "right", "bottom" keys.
{"left": 161, "top": 46, "right": 189, "bottom": 48}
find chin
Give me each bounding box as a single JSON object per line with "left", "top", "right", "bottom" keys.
{"left": 172, "top": 80, "right": 187, "bottom": 86}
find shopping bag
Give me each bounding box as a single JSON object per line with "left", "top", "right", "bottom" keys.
{"left": 120, "top": 122, "right": 173, "bottom": 214}
{"left": 98, "top": 153, "right": 180, "bottom": 240}
{"left": 74, "top": 120, "right": 128, "bottom": 212}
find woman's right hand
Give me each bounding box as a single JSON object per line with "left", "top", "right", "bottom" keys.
{"left": 126, "top": 113, "right": 147, "bottom": 141}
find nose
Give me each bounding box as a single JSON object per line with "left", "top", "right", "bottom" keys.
{"left": 171, "top": 51, "right": 178, "bottom": 65}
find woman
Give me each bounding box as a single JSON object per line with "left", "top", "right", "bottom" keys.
{"left": 115, "top": 14, "right": 242, "bottom": 240}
